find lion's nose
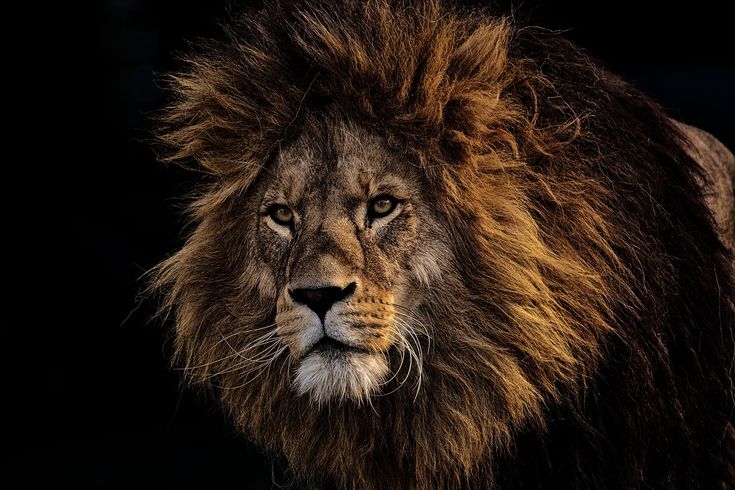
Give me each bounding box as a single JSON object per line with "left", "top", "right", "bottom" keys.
{"left": 289, "top": 282, "right": 357, "bottom": 322}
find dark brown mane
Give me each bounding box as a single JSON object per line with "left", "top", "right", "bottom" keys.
{"left": 152, "top": 1, "right": 735, "bottom": 488}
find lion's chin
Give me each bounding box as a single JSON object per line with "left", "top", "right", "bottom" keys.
{"left": 293, "top": 349, "right": 389, "bottom": 406}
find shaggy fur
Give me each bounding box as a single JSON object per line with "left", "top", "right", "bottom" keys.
{"left": 152, "top": 1, "right": 735, "bottom": 488}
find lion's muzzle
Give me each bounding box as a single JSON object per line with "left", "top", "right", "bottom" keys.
{"left": 289, "top": 282, "right": 358, "bottom": 322}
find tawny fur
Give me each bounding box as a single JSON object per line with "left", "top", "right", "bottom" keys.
{"left": 152, "top": 1, "right": 735, "bottom": 488}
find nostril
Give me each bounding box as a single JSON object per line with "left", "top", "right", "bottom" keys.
{"left": 340, "top": 282, "right": 357, "bottom": 300}
{"left": 289, "top": 282, "right": 357, "bottom": 322}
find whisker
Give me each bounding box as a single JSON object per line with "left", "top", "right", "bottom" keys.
{"left": 181, "top": 324, "right": 276, "bottom": 372}
{"left": 388, "top": 303, "right": 432, "bottom": 356}
{"left": 176, "top": 350, "right": 241, "bottom": 371}
{"left": 224, "top": 338, "right": 283, "bottom": 364}
{"left": 379, "top": 328, "right": 415, "bottom": 397}
{"left": 222, "top": 346, "right": 289, "bottom": 390}
{"left": 394, "top": 316, "right": 424, "bottom": 401}
{"left": 184, "top": 321, "right": 285, "bottom": 382}
{"left": 221, "top": 328, "right": 278, "bottom": 359}
{"left": 379, "top": 329, "right": 407, "bottom": 388}
{"left": 188, "top": 323, "right": 278, "bottom": 364}
{"left": 204, "top": 341, "right": 284, "bottom": 382}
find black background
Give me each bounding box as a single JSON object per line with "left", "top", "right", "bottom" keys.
{"left": 24, "top": 1, "right": 734, "bottom": 489}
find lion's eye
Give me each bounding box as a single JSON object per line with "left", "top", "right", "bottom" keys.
{"left": 368, "top": 195, "right": 398, "bottom": 219}
{"left": 269, "top": 205, "right": 294, "bottom": 226}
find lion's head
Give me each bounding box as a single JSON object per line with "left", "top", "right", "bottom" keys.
{"left": 261, "top": 118, "right": 447, "bottom": 405}
{"left": 153, "top": 1, "right": 735, "bottom": 488}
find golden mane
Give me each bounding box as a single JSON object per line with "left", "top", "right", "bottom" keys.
{"left": 152, "top": 1, "right": 735, "bottom": 488}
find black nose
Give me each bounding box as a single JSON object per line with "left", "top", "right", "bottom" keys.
{"left": 289, "top": 282, "right": 357, "bottom": 322}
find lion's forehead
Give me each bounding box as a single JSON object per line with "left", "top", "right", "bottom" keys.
{"left": 272, "top": 118, "right": 421, "bottom": 207}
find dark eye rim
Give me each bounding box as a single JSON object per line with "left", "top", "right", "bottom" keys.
{"left": 268, "top": 204, "right": 294, "bottom": 226}
{"left": 368, "top": 194, "right": 400, "bottom": 219}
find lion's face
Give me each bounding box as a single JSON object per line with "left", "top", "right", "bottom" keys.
{"left": 254, "top": 118, "right": 445, "bottom": 405}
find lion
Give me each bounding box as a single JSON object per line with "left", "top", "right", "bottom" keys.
{"left": 152, "top": 0, "right": 735, "bottom": 488}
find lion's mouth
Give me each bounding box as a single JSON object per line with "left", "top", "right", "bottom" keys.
{"left": 308, "top": 336, "right": 369, "bottom": 355}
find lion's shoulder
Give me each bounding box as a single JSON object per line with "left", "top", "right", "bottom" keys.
{"left": 676, "top": 120, "right": 735, "bottom": 252}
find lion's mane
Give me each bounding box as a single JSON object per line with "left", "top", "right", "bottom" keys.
{"left": 153, "top": 1, "right": 735, "bottom": 488}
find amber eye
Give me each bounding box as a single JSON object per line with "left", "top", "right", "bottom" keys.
{"left": 269, "top": 205, "right": 294, "bottom": 226}
{"left": 368, "top": 195, "right": 398, "bottom": 219}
